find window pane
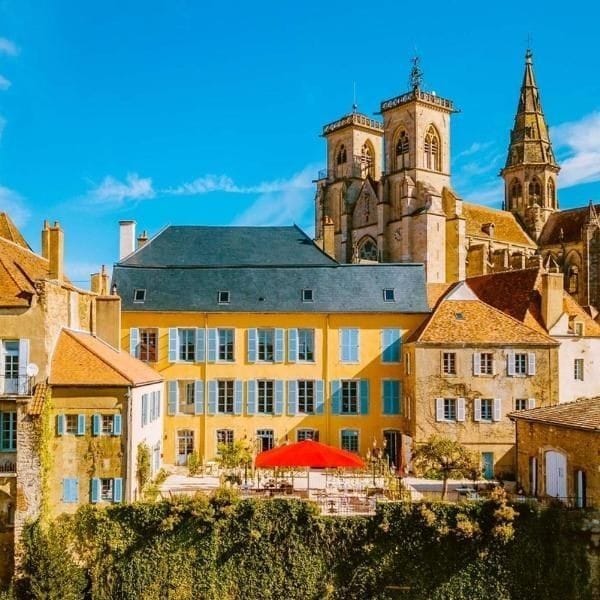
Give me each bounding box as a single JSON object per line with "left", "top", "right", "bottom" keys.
{"left": 258, "top": 329, "right": 274, "bottom": 361}
{"left": 341, "top": 430, "right": 359, "bottom": 452}
{"left": 257, "top": 381, "right": 274, "bottom": 413}
{"left": 341, "top": 381, "right": 359, "bottom": 414}
{"left": 298, "top": 329, "right": 314, "bottom": 361}
{"left": 218, "top": 329, "right": 234, "bottom": 361}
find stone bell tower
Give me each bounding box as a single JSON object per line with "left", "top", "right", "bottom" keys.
{"left": 501, "top": 49, "right": 560, "bottom": 241}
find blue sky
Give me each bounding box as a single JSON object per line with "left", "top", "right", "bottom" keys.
{"left": 1, "top": 0, "right": 599, "bottom": 285}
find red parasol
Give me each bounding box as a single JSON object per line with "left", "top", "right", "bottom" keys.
{"left": 255, "top": 439, "right": 365, "bottom": 469}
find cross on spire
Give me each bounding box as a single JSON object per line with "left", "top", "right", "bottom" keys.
{"left": 409, "top": 55, "right": 423, "bottom": 91}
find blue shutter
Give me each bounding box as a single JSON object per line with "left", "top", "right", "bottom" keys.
{"left": 77, "top": 414, "right": 86, "bottom": 436}
{"left": 247, "top": 381, "right": 257, "bottom": 415}
{"left": 168, "top": 328, "right": 178, "bottom": 362}
{"left": 234, "top": 380, "right": 243, "bottom": 415}
{"left": 195, "top": 328, "right": 206, "bottom": 362}
{"left": 350, "top": 329, "right": 359, "bottom": 362}
{"left": 274, "top": 329, "right": 285, "bottom": 363}
{"left": 57, "top": 414, "right": 65, "bottom": 436}
{"left": 315, "top": 380, "right": 324, "bottom": 414}
{"left": 247, "top": 329, "right": 257, "bottom": 363}
{"left": 288, "top": 329, "right": 298, "bottom": 363}
{"left": 142, "top": 395, "right": 148, "bottom": 426}
{"left": 340, "top": 329, "right": 349, "bottom": 362}
{"left": 274, "top": 380, "right": 284, "bottom": 415}
{"left": 382, "top": 380, "right": 390, "bottom": 414}
{"left": 167, "top": 381, "right": 178, "bottom": 416}
{"left": 207, "top": 328, "right": 218, "bottom": 362}
{"left": 397, "top": 381, "right": 403, "bottom": 415}
{"left": 360, "top": 379, "right": 370, "bottom": 415}
{"left": 92, "top": 414, "right": 101, "bottom": 436}
{"left": 382, "top": 328, "right": 401, "bottom": 363}
{"left": 90, "top": 478, "right": 100, "bottom": 503}
{"left": 62, "top": 478, "right": 78, "bottom": 503}
{"left": 194, "top": 381, "right": 204, "bottom": 415}
{"left": 129, "top": 328, "right": 140, "bottom": 358}
{"left": 287, "top": 381, "right": 298, "bottom": 416}
{"left": 207, "top": 380, "right": 217, "bottom": 415}
{"left": 331, "top": 380, "right": 341, "bottom": 415}
{"left": 156, "top": 390, "right": 161, "bottom": 418}
{"left": 113, "top": 414, "right": 122, "bottom": 436}
{"left": 113, "top": 478, "right": 123, "bottom": 503}
{"left": 383, "top": 380, "right": 400, "bottom": 415}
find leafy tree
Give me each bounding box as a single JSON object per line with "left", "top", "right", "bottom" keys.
{"left": 412, "top": 436, "right": 481, "bottom": 500}
{"left": 136, "top": 442, "right": 151, "bottom": 491}
{"left": 216, "top": 439, "right": 253, "bottom": 485}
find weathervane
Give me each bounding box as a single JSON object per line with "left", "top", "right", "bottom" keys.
{"left": 410, "top": 55, "right": 423, "bottom": 91}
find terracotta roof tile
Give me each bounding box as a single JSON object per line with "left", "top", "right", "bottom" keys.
{"left": 509, "top": 397, "right": 600, "bottom": 432}
{"left": 0, "top": 212, "right": 30, "bottom": 249}
{"left": 463, "top": 203, "right": 536, "bottom": 247}
{"left": 50, "top": 329, "right": 162, "bottom": 387}
{"left": 426, "top": 282, "right": 455, "bottom": 309}
{"left": 538, "top": 205, "right": 600, "bottom": 246}
{"left": 410, "top": 297, "right": 556, "bottom": 345}
{"left": 28, "top": 383, "right": 48, "bottom": 416}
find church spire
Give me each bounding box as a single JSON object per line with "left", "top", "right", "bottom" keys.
{"left": 501, "top": 49, "right": 560, "bottom": 241}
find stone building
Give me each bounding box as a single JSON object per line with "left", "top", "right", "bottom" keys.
{"left": 510, "top": 398, "right": 599, "bottom": 507}
{"left": 314, "top": 51, "right": 600, "bottom": 313}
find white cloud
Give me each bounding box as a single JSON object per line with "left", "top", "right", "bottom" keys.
{"left": 551, "top": 112, "right": 600, "bottom": 188}
{"left": 0, "top": 75, "right": 10, "bottom": 91}
{"left": 83, "top": 173, "right": 155, "bottom": 208}
{"left": 454, "top": 141, "right": 494, "bottom": 161}
{"left": 0, "top": 185, "right": 30, "bottom": 226}
{"left": 0, "top": 38, "right": 19, "bottom": 56}
{"left": 461, "top": 181, "right": 504, "bottom": 208}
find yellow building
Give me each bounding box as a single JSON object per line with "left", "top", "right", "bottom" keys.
{"left": 113, "top": 223, "right": 430, "bottom": 467}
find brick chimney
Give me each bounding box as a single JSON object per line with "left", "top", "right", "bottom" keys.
{"left": 95, "top": 295, "right": 121, "bottom": 350}
{"left": 322, "top": 216, "right": 335, "bottom": 258}
{"left": 48, "top": 222, "right": 64, "bottom": 281}
{"left": 136, "top": 230, "right": 149, "bottom": 249}
{"left": 119, "top": 220, "right": 136, "bottom": 260}
{"left": 541, "top": 271, "right": 564, "bottom": 330}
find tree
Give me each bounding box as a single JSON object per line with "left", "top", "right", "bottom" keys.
{"left": 215, "top": 439, "right": 253, "bottom": 485}
{"left": 412, "top": 436, "right": 481, "bottom": 500}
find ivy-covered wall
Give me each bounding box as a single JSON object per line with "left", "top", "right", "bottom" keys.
{"left": 9, "top": 492, "right": 595, "bottom": 600}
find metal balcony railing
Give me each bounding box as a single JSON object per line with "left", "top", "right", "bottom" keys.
{"left": 0, "top": 375, "right": 34, "bottom": 396}
{"left": 0, "top": 455, "right": 16, "bottom": 474}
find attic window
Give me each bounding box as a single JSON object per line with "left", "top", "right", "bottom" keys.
{"left": 383, "top": 288, "right": 395, "bottom": 302}
{"left": 133, "top": 289, "right": 146, "bottom": 303}
{"left": 302, "top": 289, "right": 314, "bottom": 303}
{"left": 574, "top": 322, "right": 584, "bottom": 337}
{"left": 218, "top": 291, "right": 230, "bottom": 305}
{"left": 454, "top": 312, "right": 465, "bottom": 320}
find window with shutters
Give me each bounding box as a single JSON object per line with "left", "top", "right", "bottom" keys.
{"left": 257, "top": 380, "right": 274, "bottom": 414}
{"left": 298, "top": 329, "right": 314, "bottom": 361}
{"left": 216, "top": 429, "right": 234, "bottom": 446}
{"left": 382, "top": 380, "right": 401, "bottom": 415}
{"left": 257, "top": 429, "right": 274, "bottom": 452}
{"left": 101, "top": 415, "right": 114, "bottom": 435}
{"left": 442, "top": 352, "right": 456, "bottom": 375}
{"left": 382, "top": 328, "right": 401, "bottom": 363}
{"left": 514, "top": 353, "right": 527, "bottom": 376}
{"left": 218, "top": 381, "right": 235, "bottom": 414}
{"left": 257, "top": 329, "right": 275, "bottom": 362}
{"left": 100, "top": 479, "right": 113, "bottom": 502}
{"left": 0, "top": 411, "right": 17, "bottom": 451}
{"left": 515, "top": 398, "right": 528, "bottom": 411}
{"left": 340, "top": 328, "right": 359, "bottom": 363}
{"left": 178, "top": 328, "right": 196, "bottom": 361}
{"left": 341, "top": 429, "right": 359, "bottom": 453}
{"left": 574, "top": 358, "right": 584, "bottom": 381}
{"left": 298, "top": 380, "right": 315, "bottom": 413}
{"left": 479, "top": 353, "right": 494, "bottom": 375}
{"left": 297, "top": 429, "right": 318, "bottom": 442}
{"left": 2, "top": 340, "right": 19, "bottom": 394}
{"left": 179, "top": 381, "right": 196, "bottom": 415}
{"left": 341, "top": 381, "right": 359, "bottom": 414}
{"left": 480, "top": 398, "right": 493, "bottom": 421}
{"left": 218, "top": 329, "right": 234, "bottom": 361}
{"left": 65, "top": 414, "right": 78, "bottom": 434}
{"left": 139, "top": 328, "right": 158, "bottom": 362}
{"left": 444, "top": 398, "right": 457, "bottom": 421}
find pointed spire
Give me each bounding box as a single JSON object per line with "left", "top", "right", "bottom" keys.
{"left": 503, "top": 49, "right": 558, "bottom": 170}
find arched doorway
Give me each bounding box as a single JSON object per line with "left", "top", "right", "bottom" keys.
{"left": 545, "top": 450, "right": 567, "bottom": 500}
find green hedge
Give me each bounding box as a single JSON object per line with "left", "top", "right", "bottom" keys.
{"left": 12, "top": 492, "right": 592, "bottom": 600}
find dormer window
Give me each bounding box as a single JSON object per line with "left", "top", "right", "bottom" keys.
{"left": 383, "top": 288, "right": 395, "bottom": 302}
{"left": 218, "top": 291, "right": 230, "bottom": 304}
{"left": 455, "top": 312, "right": 464, "bottom": 320}
{"left": 574, "top": 322, "right": 584, "bottom": 337}
{"left": 133, "top": 289, "right": 146, "bottom": 303}
{"left": 302, "top": 289, "right": 314, "bottom": 303}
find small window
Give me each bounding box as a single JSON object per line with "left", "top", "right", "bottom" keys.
{"left": 480, "top": 398, "right": 493, "bottom": 421}
{"left": 101, "top": 415, "right": 114, "bottom": 435}
{"left": 302, "top": 289, "right": 314, "bottom": 303}
{"left": 297, "top": 428, "right": 319, "bottom": 442}
{"left": 100, "top": 478, "right": 113, "bottom": 502}
{"left": 442, "top": 352, "right": 456, "bottom": 375}
{"left": 133, "top": 289, "right": 146, "bottom": 303}
{"left": 444, "top": 398, "right": 457, "bottom": 421}
{"left": 383, "top": 288, "right": 395, "bottom": 302}
{"left": 574, "top": 358, "right": 584, "bottom": 381}
{"left": 574, "top": 322, "right": 584, "bottom": 336}
{"left": 216, "top": 429, "right": 234, "bottom": 446}
{"left": 515, "top": 398, "right": 528, "bottom": 411}
{"left": 218, "top": 290, "right": 230, "bottom": 304}
{"left": 479, "top": 353, "right": 494, "bottom": 375}
{"left": 65, "top": 414, "right": 78, "bottom": 435}
{"left": 514, "top": 353, "right": 527, "bottom": 376}
{"left": 455, "top": 312, "right": 464, "bottom": 320}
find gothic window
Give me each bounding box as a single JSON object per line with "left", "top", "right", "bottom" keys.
{"left": 336, "top": 144, "right": 347, "bottom": 165}
{"left": 424, "top": 126, "right": 441, "bottom": 171}
{"left": 528, "top": 178, "right": 542, "bottom": 206}
{"left": 510, "top": 179, "right": 523, "bottom": 208}
{"left": 361, "top": 142, "right": 374, "bottom": 178}
{"left": 395, "top": 130, "right": 410, "bottom": 170}
{"left": 568, "top": 265, "right": 579, "bottom": 294}
{"left": 358, "top": 238, "right": 378, "bottom": 262}
{"left": 547, "top": 179, "right": 556, "bottom": 208}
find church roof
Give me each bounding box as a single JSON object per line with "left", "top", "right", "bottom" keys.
{"left": 538, "top": 204, "right": 600, "bottom": 245}
{"left": 119, "top": 225, "right": 338, "bottom": 268}
{"left": 509, "top": 397, "right": 600, "bottom": 432}
{"left": 462, "top": 202, "right": 536, "bottom": 247}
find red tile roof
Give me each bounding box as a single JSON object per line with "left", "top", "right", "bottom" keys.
{"left": 509, "top": 397, "right": 600, "bottom": 432}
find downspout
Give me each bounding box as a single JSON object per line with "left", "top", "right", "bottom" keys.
{"left": 125, "top": 386, "right": 133, "bottom": 502}
{"left": 325, "top": 314, "right": 330, "bottom": 444}
{"left": 203, "top": 312, "right": 208, "bottom": 461}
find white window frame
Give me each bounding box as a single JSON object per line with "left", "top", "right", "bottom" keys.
{"left": 574, "top": 358, "right": 584, "bottom": 381}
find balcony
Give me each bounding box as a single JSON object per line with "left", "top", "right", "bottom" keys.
{"left": 0, "top": 375, "right": 33, "bottom": 397}
{"left": 0, "top": 453, "right": 16, "bottom": 475}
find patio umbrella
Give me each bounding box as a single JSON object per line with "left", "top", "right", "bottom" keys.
{"left": 255, "top": 440, "right": 365, "bottom": 490}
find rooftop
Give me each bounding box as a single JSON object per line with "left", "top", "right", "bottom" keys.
{"left": 509, "top": 397, "right": 600, "bottom": 432}
{"left": 380, "top": 88, "right": 455, "bottom": 114}
{"left": 322, "top": 111, "right": 384, "bottom": 136}
{"left": 538, "top": 204, "right": 600, "bottom": 246}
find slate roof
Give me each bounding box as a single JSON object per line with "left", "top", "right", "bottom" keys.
{"left": 538, "top": 204, "right": 600, "bottom": 245}
{"left": 509, "top": 397, "right": 600, "bottom": 432}
{"left": 462, "top": 203, "right": 536, "bottom": 247}
{"left": 50, "top": 329, "right": 162, "bottom": 387}
{"left": 119, "top": 225, "right": 338, "bottom": 267}
{"left": 113, "top": 263, "right": 430, "bottom": 313}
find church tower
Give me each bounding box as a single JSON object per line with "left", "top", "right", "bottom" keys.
{"left": 502, "top": 49, "right": 560, "bottom": 241}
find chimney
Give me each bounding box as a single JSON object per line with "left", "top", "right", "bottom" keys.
{"left": 90, "top": 265, "right": 110, "bottom": 295}
{"left": 119, "top": 220, "right": 136, "bottom": 260}
{"left": 41, "top": 220, "right": 50, "bottom": 259}
{"left": 541, "top": 271, "right": 564, "bottom": 330}
{"left": 95, "top": 295, "right": 121, "bottom": 350}
{"left": 48, "top": 221, "right": 64, "bottom": 281}
{"left": 136, "top": 230, "right": 149, "bottom": 249}
{"left": 322, "top": 216, "right": 335, "bottom": 258}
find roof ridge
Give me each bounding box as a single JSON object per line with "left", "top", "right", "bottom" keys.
{"left": 0, "top": 235, "right": 49, "bottom": 262}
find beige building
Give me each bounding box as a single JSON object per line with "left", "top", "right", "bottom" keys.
{"left": 405, "top": 281, "right": 559, "bottom": 479}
